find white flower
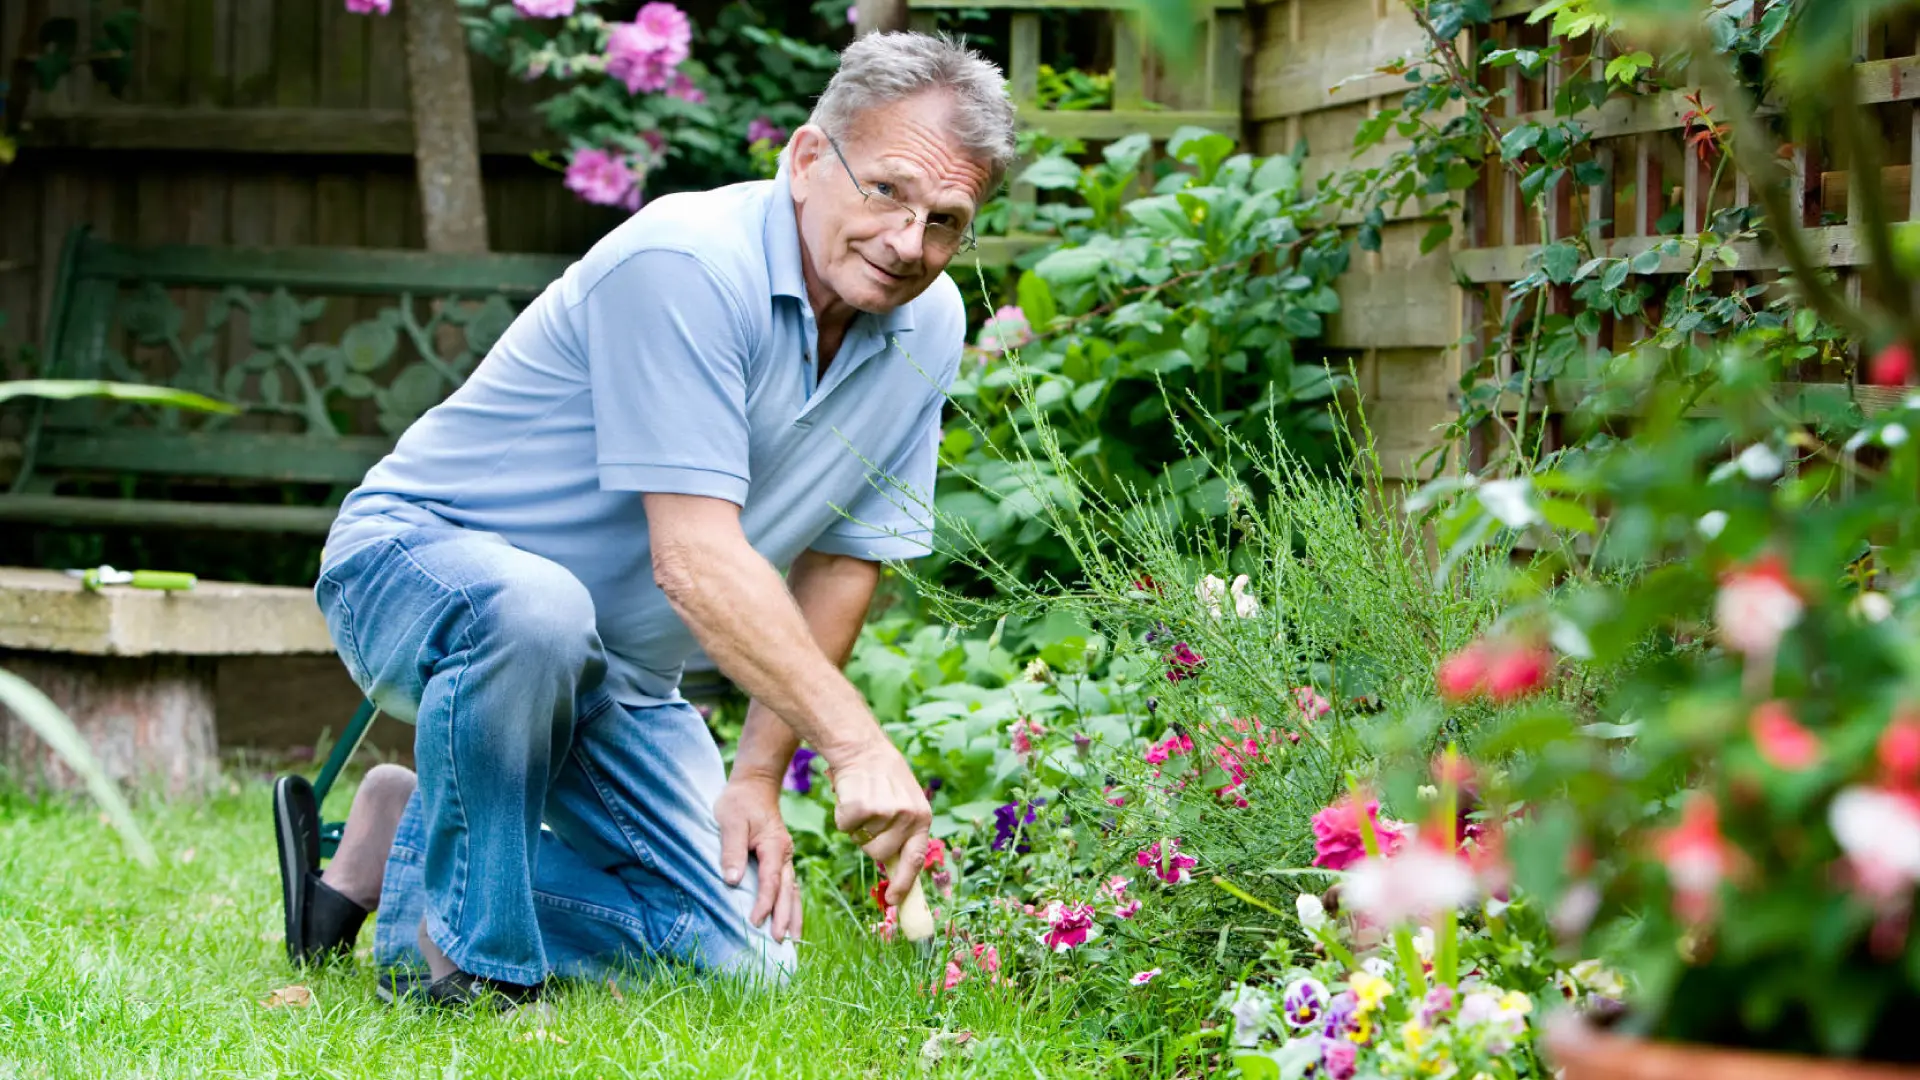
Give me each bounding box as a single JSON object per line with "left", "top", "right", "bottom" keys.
{"left": 1343, "top": 847, "right": 1477, "bottom": 926}
{"left": 1295, "top": 892, "right": 1328, "bottom": 934}
{"left": 1886, "top": 423, "right": 1910, "bottom": 447}
{"left": 1830, "top": 785, "right": 1920, "bottom": 889}
{"left": 1734, "top": 442, "right": 1783, "bottom": 480}
{"left": 1220, "top": 984, "right": 1275, "bottom": 1048}
{"left": 1714, "top": 560, "right": 1803, "bottom": 656}
{"left": 1229, "top": 574, "right": 1261, "bottom": 618}
{"left": 1696, "top": 510, "right": 1729, "bottom": 539}
{"left": 1198, "top": 574, "right": 1228, "bottom": 619}
{"left": 1854, "top": 592, "right": 1895, "bottom": 624}
{"left": 1568, "top": 959, "right": 1626, "bottom": 1001}
{"left": 1476, "top": 478, "right": 1541, "bottom": 528}
{"left": 1130, "top": 968, "right": 1162, "bottom": 986}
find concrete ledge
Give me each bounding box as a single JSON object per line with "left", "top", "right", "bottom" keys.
{"left": 0, "top": 568, "right": 333, "bottom": 656}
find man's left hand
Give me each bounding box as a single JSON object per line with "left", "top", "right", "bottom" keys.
{"left": 715, "top": 775, "right": 802, "bottom": 942}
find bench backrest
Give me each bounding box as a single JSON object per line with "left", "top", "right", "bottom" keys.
{"left": 19, "top": 229, "right": 571, "bottom": 493}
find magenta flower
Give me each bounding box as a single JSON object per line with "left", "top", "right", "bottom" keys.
{"left": 665, "top": 71, "right": 706, "bottom": 104}
{"left": 1143, "top": 732, "right": 1191, "bottom": 766}
{"left": 1322, "top": 1039, "right": 1358, "bottom": 1080}
{"left": 1130, "top": 968, "right": 1162, "bottom": 986}
{"left": 564, "top": 148, "right": 643, "bottom": 210}
{"left": 1039, "top": 901, "right": 1097, "bottom": 951}
{"left": 512, "top": 0, "right": 575, "bottom": 16}
{"left": 640, "top": 130, "right": 666, "bottom": 154}
{"left": 344, "top": 0, "right": 391, "bottom": 13}
{"left": 607, "top": 46, "right": 675, "bottom": 93}
{"left": 847, "top": 4, "right": 859, "bottom": 25}
{"left": 629, "top": 2, "right": 692, "bottom": 62}
{"left": 1165, "top": 642, "right": 1206, "bottom": 682}
{"left": 1010, "top": 715, "right": 1045, "bottom": 758}
{"left": 746, "top": 116, "right": 788, "bottom": 147}
{"left": 1136, "top": 839, "right": 1198, "bottom": 884}
{"left": 1113, "top": 898, "right": 1142, "bottom": 919}
{"left": 1293, "top": 686, "right": 1332, "bottom": 722}
{"left": 1310, "top": 795, "right": 1406, "bottom": 871}
{"left": 782, "top": 747, "right": 817, "bottom": 794}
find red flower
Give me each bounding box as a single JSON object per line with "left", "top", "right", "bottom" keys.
{"left": 1484, "top": 643, "right": 1552, "bottom": 701}
{"left": 1437, "top": 644, "right": 1490, "bottom": 701}
{"left": 1880, "top": 710, "right": 1920, "bottom": 789}
{"left": 1165, "top": 642, "right": 1207, "bottom": 682}
{"left": 924, "top": 836, "right": 947, "bottom": 870}
{"left": 1868, "top": 341, "right": 1914, "bottom": 387}
{"left": 1652, "top": 794, "right": 1741, "bottom": 923}
{"left": 1749, "top": 700, "right": 1820, "bottom": 771}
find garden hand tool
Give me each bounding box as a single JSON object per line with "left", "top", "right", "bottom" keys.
{"left": 894, "top": 853, "right": 937, "bottom": 957}
{"left": 65, "top": 565, "right": 198, "bottom": 592}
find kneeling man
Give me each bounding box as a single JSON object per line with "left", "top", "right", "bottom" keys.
{"left": 272, "top": 31, "right": 1014, "bottom": 1009}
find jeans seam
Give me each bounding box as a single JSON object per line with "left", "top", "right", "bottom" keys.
{"left": 577, "top": 750, "right": 693, "bottom": 954}
{"left": 533, "top": 890, "right": 652, "bottom": 938}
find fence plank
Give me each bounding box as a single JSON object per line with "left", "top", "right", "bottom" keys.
{"left": 1248, "top": 0, "right": 1427, "bottom": 121}
{"left": 23, "top": 106, "right": 551, "bottom": 155}
{"left": 1454, "top": 224, "right": 1874, "bottom": 284}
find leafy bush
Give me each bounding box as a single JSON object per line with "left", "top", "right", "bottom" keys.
{"left": 937, "top": 129, "right": 1356, "bottom": 585}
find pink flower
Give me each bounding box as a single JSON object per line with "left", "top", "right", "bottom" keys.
{"left": 1293, "top": 687, "right": 1331, "bottom": 723}
{"left": 1322, "top": 1041, "right": 1357, "bottom": 1080}
{"left": 847, "top": 4, "right": 859, "bottom": 24}
{"left": 1750, "top": 700, "right": 1819, "bottom": 771}
{"left": 344, "top": 0, "right": 390, "bottom": 12}
{"left": 942, "top": 959, "right": 966, "bottom": 990}
{"left": 1484, "top": 642, "right": 1552, "bottom": 701}
{"left": 640, "top": 130, "right": 666, "bottom": 154}
{"left": 630, "top": 2, "right": 692, "bottom": 62}
{"left": 1870, "top": 342, "right": 1915, "bottom": 387}
{"left": 1882, "top": 712, "right": 1920, "bottom": 788}
{"left": 1136, "top": 839, "right": 1198, "bottom": 885}
{"left": 1010, "top": 716, "right": 1045, "bottom": 758}
{"left": 747, "top": 116, "right": 788, "bottom": 147}
{"left": 1101, "top": 875, "right": 1130, "bottom": 899}
{"left": 977, "top": 305, "right": 1033, "bottom": 354}
{"left": 1130, "top": 968, "right": 1162, "bottom": 986}
{"left": 872, "top": 905, "right": 897, "bottom": 941}
{"left": 1716, "top": 555, "right": 1804, "bottom": 657}
{"left": 1039, "top": 901, "right": 1097, "bottom": 951}
{"left": 1311, "top": 796, "right": 1405, "bottom": 871}
{"left": 972, "top": 943, "right": 1001, "bottom": 974}
{"left": 1653, "top": 794, "right": 1741, "bottom": 923}
{"left": 608, "top": 47, "right": 675, "bottom": 93}
{"left": 665, "top": 71, "right": 706, "bottom": 104}
{"left": 512, "top": 0, "right": 575, "bottom": 16}
{"left": 1113, "top": 899, "right": 1142, "bottom": 919}
{"left": 1144, "top": 732, "right": 1191, "bottom": 766}
{"left": 564, "top": 148, "right": 644, "bottom": 210}
{"left": 1166, "top": 643, "right": 1206, "bottom": 682}
{"left": 1437, "top": 643, "right": 1489, "bottom": 701}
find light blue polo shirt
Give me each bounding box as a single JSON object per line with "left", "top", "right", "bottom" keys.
{"left": 324, "top": 170, "right": 963, "bottom": 707}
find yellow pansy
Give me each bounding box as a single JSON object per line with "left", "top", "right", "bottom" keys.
{"left": 1350, "top": 971, "right": 1394, "bottom": 1012}
{"left": 1498, "top": 990, "right": 1533, "bottom": 1016}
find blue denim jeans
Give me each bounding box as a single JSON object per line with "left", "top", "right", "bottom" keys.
{"left": 315, "top": 524, "right": 796, "bottom": 987}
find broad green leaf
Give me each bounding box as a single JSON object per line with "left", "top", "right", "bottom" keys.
{"left": 1251, "top": 155, "right": 1299, "bottom": 195}
{"left": 1032, "top": 247, "right": 1106, "bottom": 289}
{"left": 1018, "top": 156, "right": 1083, "bottom": 191}
{"left": 1629, "top": 246, "right": 1664, "bottom": 275}
{"left": 1600, "top": 259, "right": 1630, "bottom": 292}
{"left": 1017, "top": 271, "right": 1058, "bottom": 329}
{"left": 779, "top": 792, "right": 828, "bottom": 839}
{"left": 1124, "top": 195, "right": 1193, "bottom": 240}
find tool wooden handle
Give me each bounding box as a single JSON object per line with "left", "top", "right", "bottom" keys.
{"left": 895, "top": 862, "right": 936, "bottom": 943}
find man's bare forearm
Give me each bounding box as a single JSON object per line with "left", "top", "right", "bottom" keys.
{"left": 649, "top": 502, "right": 882, "bottom": 764}
{"left": 729, "top": 550, "right": 882, "bottom": 787}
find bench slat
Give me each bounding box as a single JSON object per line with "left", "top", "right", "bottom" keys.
{"left": 75, "top": 239, "right": 573, "bottom": 299}
{"left": 0, "top": 494, "right": 337, "bottom": 533}
{"left": 31, "top": 430, "right": 395, "bottom": 485}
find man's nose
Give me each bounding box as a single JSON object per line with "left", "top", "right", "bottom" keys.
{"left": 883, "top": 216, "right": 927, "bottom": 266}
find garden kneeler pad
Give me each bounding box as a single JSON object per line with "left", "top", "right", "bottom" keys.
{"left": 273, "top": 774, "right": 370, "bottom": 967}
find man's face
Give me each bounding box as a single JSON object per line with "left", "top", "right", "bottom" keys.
{"left": 789, "top": 93, "right": 994, "bottom": 315}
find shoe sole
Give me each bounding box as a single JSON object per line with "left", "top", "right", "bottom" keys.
{"left": 271, "top": 775, "right": 320, "bottom": 968}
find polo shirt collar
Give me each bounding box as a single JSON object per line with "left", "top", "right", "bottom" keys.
{"left": 765, "top": 166, "right": 918, "bottom": 336}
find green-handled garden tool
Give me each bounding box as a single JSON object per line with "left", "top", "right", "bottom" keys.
{"left": 64, "top": 566, "right": 198, "bottom": 592}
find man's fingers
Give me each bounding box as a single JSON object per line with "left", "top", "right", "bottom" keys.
{"left": 884, "top": 831, "right": 931, "bottom": 907}
{"left": 751, "top": 836, "right": 785, "bottom": 927}
{"left": 719, "top": 804, "right": 749, "bottom": 888}
{"left": 792, "top": 874, "right": 805, "bottom": 941}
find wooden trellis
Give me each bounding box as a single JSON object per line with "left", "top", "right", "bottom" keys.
{"left": 911, "top": 0, "right": 1248, "bottom": 267}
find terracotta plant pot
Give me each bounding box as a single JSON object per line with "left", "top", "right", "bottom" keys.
{"left": 1546, "top": 1016, "right": 1920, "bottom": 1080}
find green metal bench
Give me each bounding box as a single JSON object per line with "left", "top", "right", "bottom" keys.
{"left": 3, "top": 227, "right": 572, "bottom": 851}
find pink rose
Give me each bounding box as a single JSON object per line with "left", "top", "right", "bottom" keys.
{"left": 512, "top": 0, "right": 575, "bottom": 16}
{"left": 564, "top": 148, "right": 643, "bottom": 210}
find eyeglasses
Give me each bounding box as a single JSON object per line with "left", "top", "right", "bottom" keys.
{"left": 824, "top": 134, "right": 978, "bottom": 256}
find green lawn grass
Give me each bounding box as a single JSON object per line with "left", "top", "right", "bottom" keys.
{"left": 0, "top": 773, "right": 1171, "bottom": 1079}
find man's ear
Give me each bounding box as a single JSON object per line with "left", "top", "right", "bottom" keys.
{"left": 788, "top": 125, "right": 827, "bottom": 203}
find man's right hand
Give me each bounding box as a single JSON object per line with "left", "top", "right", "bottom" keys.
{"left": 826, "top": 739, "right": 932, "bottom": 906}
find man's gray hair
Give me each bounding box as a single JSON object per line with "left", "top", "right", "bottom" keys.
{"left": 810, "top": 31, "right": 1018, "bottom": 196}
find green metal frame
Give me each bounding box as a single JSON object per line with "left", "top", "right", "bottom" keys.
{"left": 313, "top": 699, "right": 379, "bottom": 860}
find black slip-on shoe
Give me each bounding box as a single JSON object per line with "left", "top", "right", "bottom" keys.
{"left": 421, "top": 971, "right": 546, "bottom": 1015}
{"left": 374, "top": 969, "right": 430, "bottom": 1005}
{"left": 273, "top": 775, "right": 370, "bottom": 967}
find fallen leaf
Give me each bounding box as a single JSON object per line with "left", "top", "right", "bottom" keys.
{"left": 605, "top": 978, "right": 625, "bottom": 1002}
{"left": 261, "top": 985, "right": 314, "bottom": 1009}
{"left": 515, "top": 1028, "right": 568, "bottom": 1044}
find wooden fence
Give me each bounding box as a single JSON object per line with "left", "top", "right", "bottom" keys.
{"left": 0, "top": 0, "right": 619, "bottom": 367}
{"left": 1246, "top": 0, "right": 1920, "bottom": 481}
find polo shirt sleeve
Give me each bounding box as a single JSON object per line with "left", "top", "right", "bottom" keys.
{"left": 578, "top": 248, "right": 754, "bottom": 505}
{"left": 810, "top": 390, "right": 943, "bottom": 562}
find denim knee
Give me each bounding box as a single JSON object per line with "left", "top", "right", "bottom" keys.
{"left": 469, "top": 563, "right": 604, "bottom": 687}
